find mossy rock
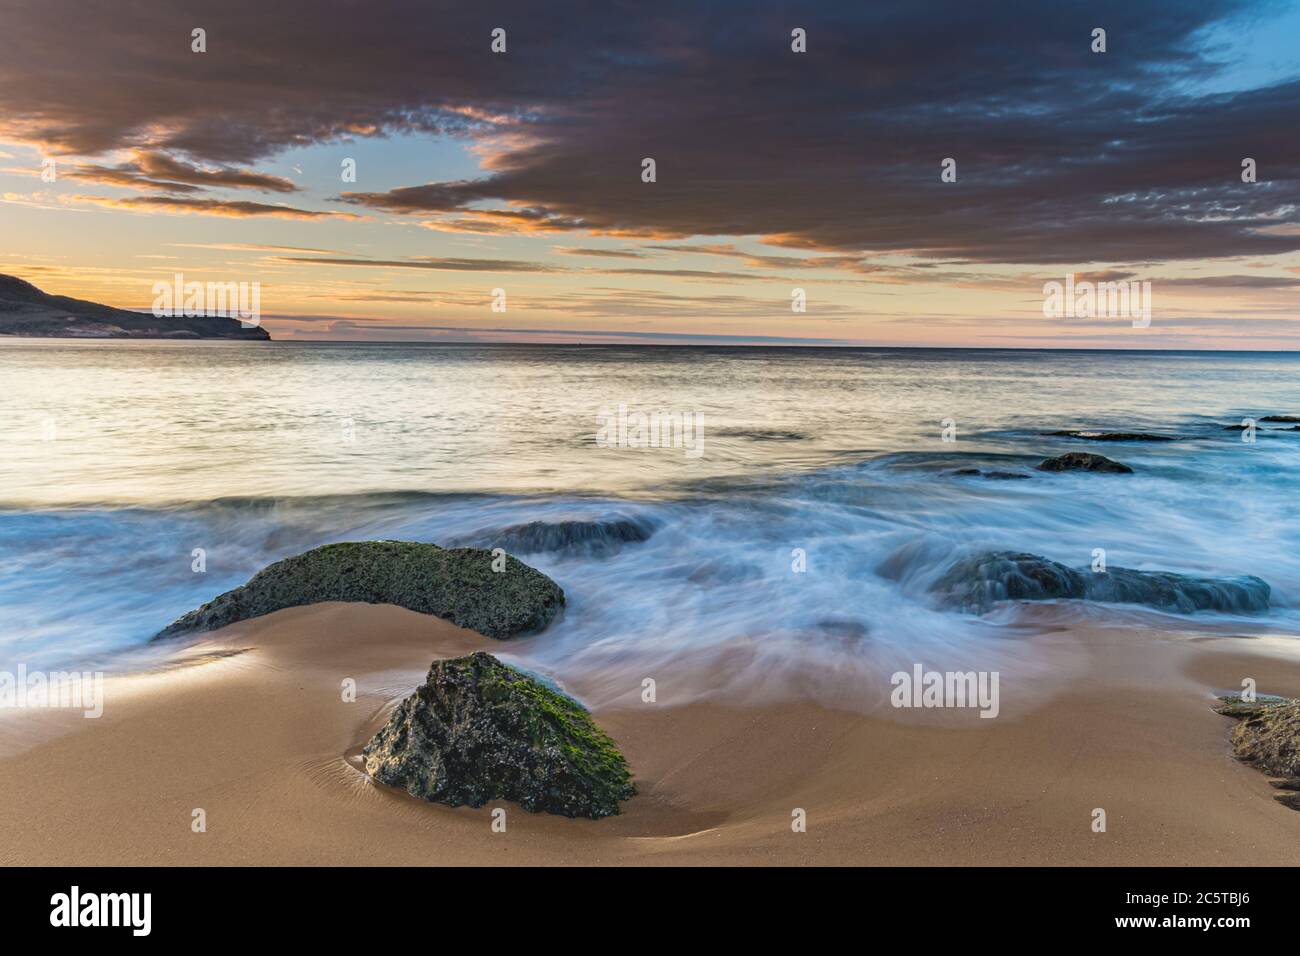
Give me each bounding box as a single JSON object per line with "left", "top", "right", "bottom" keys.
{"left": 363, "top": 652, "right": 635, "bottom": 818}
{"left": 154, "top": 541, "right": 565, "bottom": 641}
{"left": 1217, "top": 696, "right": 1300, "bottom": 778}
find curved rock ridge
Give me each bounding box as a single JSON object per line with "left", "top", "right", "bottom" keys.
{"left": 153, "top": 541, "right": 565, "bottom": 641}
{"left": 452, "top": 516, "right": 653, "bottom": 558}
{"left": 931, "top": 550, "right": 1270, "bottom": 615}
{"left": 1036, "top": 452, "right": 1133, "bottom": 474}
{"left": 363, "top": 651, "right": 635, "bottom": 818}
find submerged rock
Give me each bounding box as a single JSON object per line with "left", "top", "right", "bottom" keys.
{"left": 154, "top": 540, "right": 564, "bottom": 641}
{"left": 363, "top": 652, "right": 635, "bottom": 818}
{"left": 454, "top": 516, "right": 653, "bottom": 558}
{"left": 1036, "top": 452, "right": 1133, "bottom": 474}
{"left": 1044, "top": 430, "right": 1177, "bottom": 442}
{"left": 950, "top": 468, "right": 1031, "bottom": 480}
{"left": 715, "top": 428, "right": 809, "bottom": 442}
{"left": 932, "top": 550, "right": 1270, "bottom": 614}
{"left": 1215, "top": 696, "right": 1300, "bottom": 810}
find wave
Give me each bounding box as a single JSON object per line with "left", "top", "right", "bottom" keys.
{"left": 3, "top": 430, "right": 1300, "bottom": 707}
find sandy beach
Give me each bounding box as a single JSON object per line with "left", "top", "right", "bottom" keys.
{"left": 2, "top": 601, "right": 1298, "bottom": 866}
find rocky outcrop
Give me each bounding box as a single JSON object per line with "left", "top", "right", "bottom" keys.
{"left": 0, "top": 273, "right": 270, "bottom": 339}
{"left": 453, "top": 516, "right": 653, "bottom": 558}
{"left": 1043, "top": 430, "right": 1176, "bottom": 441}
{"left": 931, "top": 550, "right": 1270, "bottom": 614}
{"left": 363, "top": 652, "right": 635, "bottom": 818}
{"left": 1036, "top": 452, "right": 1133, "bottom": 474}
{"left": 154, "top": 541, "right": 564, "bottom": 641}
{"left": 1260, "top": 415, "right": 1300, "bottom": 423}
{"left": 1215, "top": 696, "right": 1300, "bottom": 811}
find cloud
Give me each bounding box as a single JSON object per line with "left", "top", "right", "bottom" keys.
{"left": 70, "top": 151, "right": 297, "bottom": 194}
{"left": 66, "top": 194, "right": 360, "bottom": 220}
{"left": 170, "top": 242, "right": 340, "bottom": 254}
{"left": 276, "top": 255, "right": 563, "bottom": 273}
{"left": 556, "top": 247, "right": 653, "bottom": 259}
{"left": 0, "top": 0, "right": 1296, "bottom": 267}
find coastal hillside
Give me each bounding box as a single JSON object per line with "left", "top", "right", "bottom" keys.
{"left": 0, "top": 274, "right": 270, "bottom": 340}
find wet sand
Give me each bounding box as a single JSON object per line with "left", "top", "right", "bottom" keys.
{"left": 1, "top": 602, "right": 1298, "bottom": 865}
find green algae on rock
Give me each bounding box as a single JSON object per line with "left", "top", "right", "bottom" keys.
{"left": 1215, "top": 695, "right": 1300, "bottom": 811}
{"left": 153, "top": 541, "right": 565, "bottom": 641}
{"left": 363, "top": 652, "right": 635, "bottom": 818}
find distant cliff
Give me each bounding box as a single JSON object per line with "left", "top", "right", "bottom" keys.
{"left": 0, "top": 274, "right": 271, "bottom": 340}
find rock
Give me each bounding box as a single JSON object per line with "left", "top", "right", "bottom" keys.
{"left": 1221, "top": 422, "right": 1299, "bottom": 432}
{"left": 1044, "top": 430, "right": 1176, "bottom": 441}
{"left": 453, "top": 516, "right": 653, "bottom": 558}
{"left": 1036, "top": 452, "right": 1133, "bottom": 474}
{"left": 1260, "top": 415, "right": 1300, "bottom": 423}
{"left": 363, "top": 652, "right": 635, "bottom": 818}
{"left": 932, "top": 550, "right": 1270, "bottom": 614}
{"left": 715, "top": 428, "right": 809, "bottom": 442}
{"left": 1215, "top": 696, "right": 1300, "bottom": 809}
{"left": 1214, "top": 694, "right": 1291, "bottom": 719}
{"left": 154, "top": 540, "right": 564, "bottom": 641}
{"left": 950, "top": 468, "right": 1031, "bottom": 480}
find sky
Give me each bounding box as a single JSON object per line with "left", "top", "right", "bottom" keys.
{"left": 0, "top": 0, "right": 1298, "bottom": 347}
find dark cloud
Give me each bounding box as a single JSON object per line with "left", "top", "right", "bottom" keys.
{"left": 1, "top": 0, "right": 1297, "bottom": 264}
{"left": 557, "top": 247, "right": 652, "bottom": 259}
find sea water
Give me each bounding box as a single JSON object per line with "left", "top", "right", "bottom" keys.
{"left": 2, "top": 341, "right": 1298, "bottom": 704}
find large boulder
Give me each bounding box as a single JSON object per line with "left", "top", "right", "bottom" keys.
{"left": 1036, "top": 452, "right": 1133, "bottom": 474}
{"left": 154, "top": 541, "right": 564, "bottom": 641}
{"left": 931, "top": 550, "right": 1270, "bottom": 614}
{"left": 363, "top": 652, "right": 635, "bottom": 818}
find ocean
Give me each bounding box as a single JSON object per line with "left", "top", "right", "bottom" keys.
{"left": 3, "top": 341, "right": 1299, "bottom": 705}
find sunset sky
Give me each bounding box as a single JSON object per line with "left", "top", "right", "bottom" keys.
{"left": 1, "top": 0, "right": 1298, "bottom": 347}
